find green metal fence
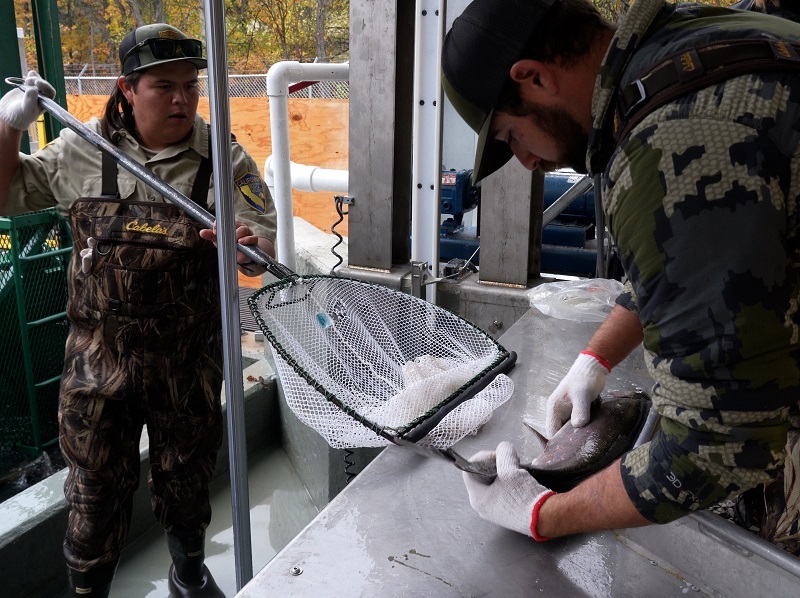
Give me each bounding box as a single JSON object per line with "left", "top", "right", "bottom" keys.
{"left": 0, "top": 208, "right": 72, "bottom": 470}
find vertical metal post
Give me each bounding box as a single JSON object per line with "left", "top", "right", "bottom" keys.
{"left": 30, "top": 0, "right": 66, "bottom": 140}
{"left": 478, "top": 162, "right": 543, "bottom": 286}
{"left": 347, "top": 0, "right": 415, "bottom": 269}
{"left": 203, "top": 0, "right": 254, "bottom": 589}
{"left": 410, "top": 0, "right": 446, "bottom": 303}
{"left": 593, "top": 173, "right": 606, "bottom": 278}
{"left": 0, "top": 6, "right": 32, "bottom": 154}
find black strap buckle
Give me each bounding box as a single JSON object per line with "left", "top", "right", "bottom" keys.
{"left": 622, "top": 79, "right": 648, "bottom": 120}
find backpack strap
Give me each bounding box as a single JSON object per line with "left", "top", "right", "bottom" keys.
{"left": 190, "top": 151, "right": 214, "bottom": 211}
{"left": 101, "top": 151, "right": 121, "bottom": 198}
{"left": 614, "top": 38, "right": 800, "bottom": 146}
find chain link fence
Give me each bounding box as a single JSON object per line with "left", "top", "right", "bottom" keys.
{"left": 64, "top": 64, "right": 349, "bottom": 99}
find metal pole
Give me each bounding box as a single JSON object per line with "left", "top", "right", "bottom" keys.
{"left": 30, "top": 0, "right": 66, "bottom": 140}
{"left": 593, "top": 173, "right": 606, "bottom": 278}
{"left": 203, "top": 0, "right": 254, "bottom": 589}
{"left": 410, "top": 0, "right": 446, "bottom": 304}
{"left": 541, "top": 174, "right": 593, "bottom": 227}
{"left": 1, "top": 7, "right": 32, "bottom": 154}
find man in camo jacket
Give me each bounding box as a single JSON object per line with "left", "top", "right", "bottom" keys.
{"left": 441, "top": 0, "right": 800, "bottom": 542}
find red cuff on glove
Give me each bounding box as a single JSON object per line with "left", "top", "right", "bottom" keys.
{"left": 580, "top": 350, "right": 611, "bottom": 373}
{"left": 530, "top": 490, "right": 557, "bottom": 541}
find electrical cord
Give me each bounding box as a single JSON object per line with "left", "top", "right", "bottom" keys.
{"left": 343, "top": 449, "right": 357, "bottom": 484}
{"left": 330, "top": 195, "right": 351, "bottom": 275}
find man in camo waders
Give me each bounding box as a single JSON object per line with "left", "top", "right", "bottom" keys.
{"left": 0, "top": 23, "right": 277, "bottom": 597}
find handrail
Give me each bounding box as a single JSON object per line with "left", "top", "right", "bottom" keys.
{"left": 266, "top": 61, "right": 350, "bottom": 270}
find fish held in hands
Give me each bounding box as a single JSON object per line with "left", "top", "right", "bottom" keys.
{"left": 522, "top": 391, "right": 652, "bottom": 492}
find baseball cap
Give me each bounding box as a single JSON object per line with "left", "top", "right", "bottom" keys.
{"left": 442, "top": 0, "right": 558, "bottom": 182}
{"left": 119, "top": 23, "right": 207, "bottom": 76}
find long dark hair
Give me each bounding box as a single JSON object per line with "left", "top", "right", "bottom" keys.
{"left": 100, "top": 72, "right": 141, "bottom": 141}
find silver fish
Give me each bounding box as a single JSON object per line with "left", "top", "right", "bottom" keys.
{"left": 450, "top": 391, "right": 651, "bottom": 489}
{"left": 522, "top": 391, "right": 651, "bottom": 491}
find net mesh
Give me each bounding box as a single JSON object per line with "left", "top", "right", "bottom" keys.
{"left": 249, "top": 275, "right": 513, "bottom": 449}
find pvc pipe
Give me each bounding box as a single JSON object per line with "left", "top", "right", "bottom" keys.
{"left": 266, "top": 61, "right": 349, "bottom": 271}
{"left": 410, "top": 0, "right": 446, "bottom": 303}
{"left": 263, "top": 155, "right": 348, "bottom": 194}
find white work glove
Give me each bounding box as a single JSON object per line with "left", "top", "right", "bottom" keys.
{"left": 462, "top": 441, "right": 556, "bottom": 539}
{"left": 0, "top": 71, "right": 56, "bottom": 131}
{"left": 545, "top": 351, "right": 610, "bottom": 438}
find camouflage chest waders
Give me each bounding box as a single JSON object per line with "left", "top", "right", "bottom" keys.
{"left": 59, "top": 198, "right": 224, "bottom": 572}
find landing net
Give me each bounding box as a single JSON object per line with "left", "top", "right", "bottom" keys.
{"left": 248, "top": 275, "right": 514, "bottom": 449}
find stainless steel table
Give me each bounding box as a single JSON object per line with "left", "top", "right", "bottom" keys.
{"left": 237, "top": 308, "right": 800, "bottom": 597}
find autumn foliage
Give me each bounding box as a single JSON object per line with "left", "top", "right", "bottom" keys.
{"left": 13, "top": 0, "right": 349, "bottom": 74}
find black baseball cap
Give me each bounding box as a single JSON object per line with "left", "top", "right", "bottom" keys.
{"left": 119, "top": 23, "right": 207, "bottom": 76}
{"left": 442, "top": 0, "right": 558, "bottom": 182}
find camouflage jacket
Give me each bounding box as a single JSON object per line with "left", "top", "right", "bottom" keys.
{"left": 589, "top": 0, "right": 800, "bottom": 523}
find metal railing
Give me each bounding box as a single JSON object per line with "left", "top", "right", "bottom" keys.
{"left": 64, "top": 71, "right": 349, "bottom": 99}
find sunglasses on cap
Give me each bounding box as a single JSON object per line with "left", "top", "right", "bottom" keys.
{"left": 122, "top": 37, "right": 203, "bottom": 64}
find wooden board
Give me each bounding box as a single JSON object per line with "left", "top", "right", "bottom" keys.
{"left": 66, "top": 94, "right": 349, "bottom": 236}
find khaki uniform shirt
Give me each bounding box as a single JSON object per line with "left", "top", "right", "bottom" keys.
{"left": 6, "top": 115, "right": 277, "bottom": 244}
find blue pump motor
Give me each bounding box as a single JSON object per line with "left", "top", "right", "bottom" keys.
{"left": 440, "top": 168, "right": 479, "bottom": 235}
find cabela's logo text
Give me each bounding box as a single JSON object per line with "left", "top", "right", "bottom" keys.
{"left": 125, "top": 220, "right": 169, "bottom": 236}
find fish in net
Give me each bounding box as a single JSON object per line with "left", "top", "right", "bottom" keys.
{"left": 248, "top": 275, "right": 516, "bottom": 450}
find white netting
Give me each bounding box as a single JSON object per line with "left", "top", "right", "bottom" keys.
{"left": 250, "top": 276, "right": 514, "bottom": 449}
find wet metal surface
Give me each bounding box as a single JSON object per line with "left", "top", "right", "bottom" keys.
{"left": 237, "top": 309, "right": 711, "bottom": 597}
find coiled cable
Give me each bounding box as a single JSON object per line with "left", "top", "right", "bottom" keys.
{"left": 330, "top": 195, "right": 351, "bottom": 275}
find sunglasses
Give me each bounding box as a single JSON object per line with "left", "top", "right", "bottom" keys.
{"left": 123, "top": 37, "right": 203, "bottom": 65}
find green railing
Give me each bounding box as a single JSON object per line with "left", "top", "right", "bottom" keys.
{"left": 0, "top": 208, "right": 72, "bottom": 469}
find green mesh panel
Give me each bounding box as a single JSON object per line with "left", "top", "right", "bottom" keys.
{"left": 0, "top": 208, "right": 72, "bottom": 471}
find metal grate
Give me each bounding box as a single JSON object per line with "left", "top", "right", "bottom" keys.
{"left": 238, "top": 286, "right": 260, "bottom": 332}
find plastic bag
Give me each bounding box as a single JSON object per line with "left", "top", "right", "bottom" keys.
{"left": 527, "top": 278, "right": 624, "bottom": 322}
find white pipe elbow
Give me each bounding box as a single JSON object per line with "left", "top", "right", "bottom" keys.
{"left": 266, "top": 61, "right": 304, "bottom": 96}
{"left": 264, "top": 155, "right": 348, "bottom": 194}
{"left": 266, "top": 61, "right": 350, "bottom": 96}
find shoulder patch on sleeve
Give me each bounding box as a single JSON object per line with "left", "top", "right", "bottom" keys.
{"left": 235, "top": 172, "right": 268, "bottom": 214}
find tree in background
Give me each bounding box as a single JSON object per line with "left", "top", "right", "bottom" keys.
{"left": 13, "top": 0, "right": 349, "bottom": 74}
{"left": 13, "top": 0, "right": 745, "bottom": 75}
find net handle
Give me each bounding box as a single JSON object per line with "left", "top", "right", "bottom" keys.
{"left": 400, "top": 350, "right": 518, "bottom": 442}
{"left": 5, "top": 77, "right": 297, "bottom": 281}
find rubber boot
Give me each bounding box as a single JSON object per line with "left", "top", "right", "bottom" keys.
{"left": 67, "top": 559, "right": 118, "bottom": 597}
{"left": 166, "top": 532, "right": 225, "bottom": 598}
